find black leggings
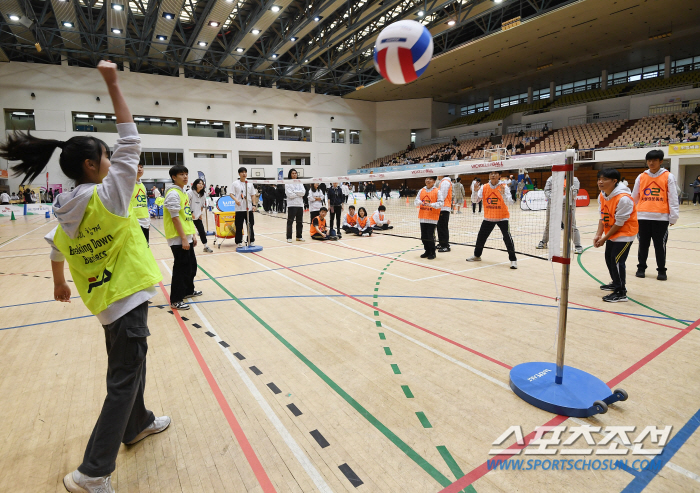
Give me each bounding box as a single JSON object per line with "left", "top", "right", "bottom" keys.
{"left": 193, "top": 218, "right": 208, "bottom": 245}
{"left": 472, "top": 201, "right": 482, "bottom": 213}
{"left": 473, "top": 220, "right": 516, "bottom": 261}
{"left": 329, "top": 207, "right": 342, "bottom": 231}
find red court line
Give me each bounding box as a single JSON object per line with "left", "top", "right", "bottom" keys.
{"left": 253, "top": 252, "right": 512, "bottom": 370}
{"left": 437, "top": 315, "right": 700, "bottom": 493}
{"left": 157, "top": 282, "right": 277, "bottom": 493}
{"left": 327, "top": 242, "right": 684, "bottom": 331}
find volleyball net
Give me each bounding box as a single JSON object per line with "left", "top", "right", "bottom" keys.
{"left": 247, "top": 151, "right": 572, "bottom": 259}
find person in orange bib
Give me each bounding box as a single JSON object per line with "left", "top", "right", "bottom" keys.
{"left": 310, "top": 207, "right": 337, "bottom": 240}
{"left": 370, "top": 204, "right": 393, "bottom": 231}
{"left": 342, "top": 205, "right": 359, "bottom": 235}
{"left": 594, "top": 168, "right": 638, "bottom": 303}
{"left": 356, "top": 207, "right": 372, "bottom": 236}
{"left": 631, "top": 149, "right": 679, "bottom": 281}
{"left": 436, "top": 174, "right": 453, "bottom": 252}
{"left": 466, "top": 170, "right": 517, "bottom": 268}
{"left": 414, "top": 176, "right": 443, "bottom": 259}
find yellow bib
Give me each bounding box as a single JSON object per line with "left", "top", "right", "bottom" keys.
{"left": 163, "top": 187, "right": 196, "bottom": 239}
{"left": 53, "top": 188, "right": 162, "bottom": 315}
{"left": 130, "top": 182, "right": 150, "bottom": 219}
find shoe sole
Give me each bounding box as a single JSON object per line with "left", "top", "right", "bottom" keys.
{"left": 126, "top": 418, "right": 171, "bottom": 446}
{"left": 188, "top": 292, "right": 203, "bottom": 297}
{"left": 64, "top": 474, "right": 89, "bottom": 493}
{"left": 171, "top": 305, "right": 190, "bottom": 310}
{"left": 600, "top": 287, "right": 616, "bottom": 291}
{"left": 603, "top": 298, "right": 628, "bottom": 303}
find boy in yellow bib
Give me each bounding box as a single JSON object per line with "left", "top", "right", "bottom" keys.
{"left": 131, "top": 163, "right": 150, "bottom": 242}
{"left": 1, "top": 61, "right": 169, "bottom": 493}
{"left": 164, "top": 164, "right": 202, "bottom": 310}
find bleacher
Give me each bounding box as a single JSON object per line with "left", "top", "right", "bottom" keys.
{"left": 527, "top": 120, "right": 628, "bottom": 153}
{"left": 628, "top": 70, "right": 700, "bottom": 95}
{"left": 360, "top": 136, "right": 489, "bottom": 169}
{"left": 609, "top": 112, "right": 700, "bottom": 147}
{"left": 471, "top": 130, "right": 544, "bottom": 159}
{"left": 549, "top": 85, "right": 628, "bottom": 109}
{"left": 479, "top": 100, "right": 548, "bottom": 123}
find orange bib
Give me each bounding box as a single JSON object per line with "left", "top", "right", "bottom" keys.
{"left": 418, "top": 187, "right": 440, "bottom": 222}
{"left": 482, "top": 184, "right": 509, "bottom": 221}
{"left": 637, "top": 171, "right": 670, "bottom": 214}
{"left": 370, "top": 212, "right": 384, "bottom": 227}
{"left": 357, "top": 216, "right": 368, "bottom": 229}
{"left": 310, "top": 216, "right": 326, "bottom": 235}
{"left": 440, "top": 177, "right": 452, "bottom": 207}
{"left": 345, "top": 213, "right": 357, "bottom": 226}
{"left": 600, "top": 192, "right": 638, "bottom": 240}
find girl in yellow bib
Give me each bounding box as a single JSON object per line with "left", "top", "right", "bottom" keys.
{"left": 0, "top": 61, "right": 169, "bottom": 493}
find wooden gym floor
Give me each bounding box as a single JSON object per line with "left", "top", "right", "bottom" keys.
{"left": 0, "top": 202, "right": 699, "bottom": 493}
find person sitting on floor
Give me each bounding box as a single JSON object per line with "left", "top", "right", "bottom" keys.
{"left": 310, "top": 207, "right": 337, "bottom": 241}
{"left": 356, "top": 207, "right": 372, "bottom": 236}
{"left": 369, "top": 205, "right": 393, "bottom": 231}
{"left": 342, "top": 205, "right": 359, "bottom": 234}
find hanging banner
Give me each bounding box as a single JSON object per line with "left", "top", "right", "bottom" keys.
{"left": 278, "top": 168, "right": 284, "bottom": 180}
{"left": 668, "top": 142, "right": 700, "bottom": 155}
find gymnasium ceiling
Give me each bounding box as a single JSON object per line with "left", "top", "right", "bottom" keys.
{"left": 0, "top": 0, "right": 584, "bottom": 94}
{"left": 345, "top": 0, "right": 700, "bottom": 103}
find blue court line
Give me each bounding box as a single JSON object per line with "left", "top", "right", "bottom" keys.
{"left": 0, "top": 304, "right": 163, "bottom": 331}
{"left": 621, "top": 407, "right": 700, "bottom": 492}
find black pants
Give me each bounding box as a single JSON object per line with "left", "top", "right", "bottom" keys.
{"left": 511, "top": 190, "right": 517, "bottom": 201}
{"left": 606, "top": 240, "right": 633, "bottom": 294}
{"left": 437, "top": 210, "right": 450, "bottom": 248}
{"left": 141, "top": 226, "right": 149, "bottom": 244}
{"left": 235, "top": 210, "right": 255, "bottom": 245}
{"left": 472, "top": 202, "right": 482, "bottom": 213}
{"left": 693, "top": 192, "right": 700, "bottom": 204}
{"left": 343, "top": 226, "right": 359, "bottom": 235}
{"left": 170, "top": 242, "right": 197, "bottom": 303}
{"left": 637, "top": 219, "right": 668, "bottom": 274}
{"left": 79, "top": 302, "right": 155, "bottom": 477}
{"left": 193, "top": 218, "right": 208, "bottom": 245}
{"left": 357, "top": 227, "right": 373, "bottom": 236}
{"left": 373, "top": 224, "right": 391, "bottom": 230}
{"left": 420, "top": 222, "right": 436, "bottom": 255}
{"left": 287, "top": 207, "right": 303, "bottom": 239}
{"left": 474, "top": 220, "right": 517, "bottom": 261}
{"left": 329, "top": 206, "right": 342, "bottom": 232}
{"left": 312, "top": 233, "right": 333, "bottom": 241}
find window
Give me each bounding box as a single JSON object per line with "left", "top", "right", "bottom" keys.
{"left": 349, "top": 130, "right": 361, "bottom": 144}
{"left": 493, "top": 93, "right": 528, "bottom": 109}
{"left": 278, "top": 126, "right": 311, "bottom": 142}
{"left": 533, "top": 88, "right": 550, "bottom": 100}
{"left": 461, "top": 101, "right": 488, "bottom": 115}
{"left": 332, "top": 128, "right": 345, "bottom": 143}
{"left": 72, "top": 112, "right": 182, "bottom": 135}
{"left": 235, "top": 122, "right": 273, "bottom": 140}
{"left": 194, "top": 153, "right": 228, "bottom": 158}
{"left": 4, "top": 109, "right": 35, "bottom": 131}
{"left": 672, "top": 55, "right": 700, "bottom": 74}
{"left": 187, "top": 119, "right": 231, "bottom": 138}
{"left": 555, "top": 77, "right": 601, "bottom": 95}
{"left": 281, "top": 152, "right": 310, "bottom": 165}
{"left": 139, "top": 150, "right": 184, "bottom": 166}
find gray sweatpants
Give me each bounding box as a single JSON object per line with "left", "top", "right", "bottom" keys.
{"left": 78, "top": 301, "right": 155, "bottom": 477}
{"left": 542, "top": 204, "right": 581, "bottom": 247}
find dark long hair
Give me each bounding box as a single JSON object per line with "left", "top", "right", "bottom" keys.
{"left": 192, "top": 178, "right": 205, "bottom": 197}
{"left": 288, "top": 168, "right": 298, "bottom": 179}
{"left": 0, "top": 132, "right": 107, "bottom": 185}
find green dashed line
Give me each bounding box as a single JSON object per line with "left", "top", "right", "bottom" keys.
{"left": 376, "top": 282, "right": 380, "bottom": 285}
{"left": 375, "top": 321, "right": 382, "bottom": 327}
{"left": 374, "top": 288, "right": 379, "bottom": 291}
{"left": 373, "top": 302, "right": 378, "bottom": 306}
{"left": 416, "top": 412, "right": 432, "bottom": 428}
{"left": 391, "top": 364, "right": 401, "bottom": 374}
{"left": 374, "top": 311, "right": 380, "bottom": 316}
{"left": 402, "top": 385, "right": 414, "bottom": 398}
{"left": 383, "top": 347, "right": 392, "bottom": 356}
{"left": 379, "top": 333, "right": 386, "bottom": 340}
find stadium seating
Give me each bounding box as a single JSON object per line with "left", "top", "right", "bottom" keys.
{"left": 548, "top": 85, "right": 628, "bottom": 109}
{"left": 628, "top": 71, "right": 700, "bottom": 95}
{"left": 609, "top": 112, "right": 700, "bottom": 147}
{"left": 527, "top": 120, "right": 627, "bottom": 153}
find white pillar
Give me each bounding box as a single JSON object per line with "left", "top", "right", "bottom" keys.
{"left": 664, "top": 55, "right": 671, "bottom": 79}
{"left": 488, "top": 96, "right": 494, "bottom": 112}
{"left": 549, "top": 81, "right": 555, "bottom": 101}
{"left": 527, "top": 87, "right": 533, "bottom": 104}
{"left": 123, "top": 61, "right": 130, "bottom": 72}
{"left": 670, "top": 156, "right": 681, "bottom": 189}
{"left": 179, "top": 66, "right": 185, "bottom": 77}
{"left": 601, "top": 69, "right": 607, "bottom": 90}
{"left": 311, "top": 84, "right": 316, "bottom": 94}
{"left": 61, "top": 55, "right": 68, "bottom": 67}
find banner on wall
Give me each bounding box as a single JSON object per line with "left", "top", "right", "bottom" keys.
{"left": 0, "top": 205, "right": 24, "bottom": 217}
{"left": 198, "top": 171, "right": 206, "bottom": 183}
{"left": 0, "top": 170, "right": 8, "bottom": 179}
{"left": 668, "top": 142, "right": 700, "bottom": 155}
{"left": 278, "top": 168, "right": 284, "bottom": 180}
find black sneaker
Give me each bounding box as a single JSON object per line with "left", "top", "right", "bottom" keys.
{"left": 437, "top": 246, "right": 451, "bottom": 253}
{"left": 426, "top": 254, "right": 436, "bottom": 260}
{"left": 171, "top": 301, "right": 190, "bottom": 310}
{"left": 420, "top": 252, "right": 429, "bottom": 258}
{"left": 188, "top": 290, "right": 203, "bottom": 297}
{"left": 657, "top": 272, "right": 667, "bottom": 281}
{"left": 635, "top": 270, "right": 645, "bottom": 278}
{"left": 602, "top": 292, "right": 628, "bottom": 303}
{"left": 599, "top": 283, "right": 616, "bottom": 291}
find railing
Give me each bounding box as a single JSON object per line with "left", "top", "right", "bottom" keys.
{"left": 648, "top": 99, "right": 700, "bottom": 116}
{"left": 457, "top": 129, "right": 497, "bottom": 139}
{"left": 506, "top": 121, "right": 552, "bottom": 134}
{"left": 568, "top": 109, "right": 629, "bottom": 126}
{"left": 418, "top": 136, "right": 452, "bottom": 145}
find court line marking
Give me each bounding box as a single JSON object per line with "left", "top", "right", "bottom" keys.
{"left": 326, "top": 242, "right": 685, "bottom": 331}
{"left": 0, "top": 220, "right": 55, "bottom": 249}
{"left": 156, "top": 281, "right": 277, "bottom": 493}
{"left": 159, "top": 260, "right": 332, "bottom": 493}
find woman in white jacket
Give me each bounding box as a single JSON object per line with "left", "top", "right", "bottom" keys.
{"left": 308, "top": 183, "right": 324, "bottom": 225}
{"left": 285, "top": 168, "right": 306, "bottom": 242}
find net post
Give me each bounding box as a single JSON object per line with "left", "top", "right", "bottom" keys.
{"left": 554, "top": 152, "right": 575, "bottom": 385}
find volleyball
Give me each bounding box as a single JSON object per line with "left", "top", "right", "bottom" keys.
{"left": 373, "top": 20, "right": 433, "bottom": 85}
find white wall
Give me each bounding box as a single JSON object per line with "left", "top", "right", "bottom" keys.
{"left": 0, "top": 62, "right": 377, "bottom": 191}
{"left": 375, "top": 98, "right": 432, "bottom": 156}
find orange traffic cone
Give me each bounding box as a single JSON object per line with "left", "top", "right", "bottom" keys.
{"left": 463, "top": 198, "right": 467, "bottom": 208}
{"left": 405, "top": 196, "right": 410, "bottom": 206}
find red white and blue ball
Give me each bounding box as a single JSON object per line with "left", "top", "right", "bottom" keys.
{"left": 373, "top": 20, "right": 433, "bottom": 85}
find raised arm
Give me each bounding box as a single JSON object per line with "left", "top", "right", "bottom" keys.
{"left": 98, "top": 61, "right": 133, "bottom": 124}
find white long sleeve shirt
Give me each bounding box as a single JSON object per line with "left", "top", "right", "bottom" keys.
{"left": 631, "top": 168, "right": 680, "bottom": 224}
{"left": 370, "top": 210, "right": 389, "bottom": 227}
{"left": 308, "top": 189, "right": 324, "bottom": 212}
{"left": 285, "top": 183, "right": 306, "bottom": 208}
{"left": 437, "top": 177, "right": 452, "bottom": 212}
{"left": 342, "top": 212, "right": 358, "bottom": 228}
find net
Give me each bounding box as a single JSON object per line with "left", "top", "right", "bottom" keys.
{"left": 246, "top": 152, "right": 567, "bottom": 259}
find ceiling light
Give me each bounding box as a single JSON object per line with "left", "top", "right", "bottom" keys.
{"left": 201, "top": 121, "right": 210, "bottom": 125}
{"left": 314, "top": 16, "right": 320, "bottom": 21}
{"left": 156, "top": 35, "right": 167, "bottom": 41}
{"left": 95, "top": 115, "right": 107, "bottom": 119}
{"left": 12, "top": 111, "right": 28, "bottom": 116}
{"left": 290, "top": 37, "right": 297, "bottom": 41}
{"left": 150, "top": 118, "right": 161, "bottom": 122}
{"left": 270, "top": 5, "right": 280, "bottom": 12}
{"left": 236, "top": 47, "right": 244, "bottom": 52}
{"left": 111, "top": 28, "right": 121, "bottom": 34}
{"left": 162, "top": 12, "right": 174, "bottom": 19}
{"left": 198, "top": 41, "right": 207, "bottom": 46}
{"left": 134, "top": 117, "right": 146, "bottom": 121}
{"left": 76, "top": 114, "right": 89, "bottom": 118}
{"left": 111, "top": 116, "right": 117, "bottom": 119}
{"left": 271, "top": 54, "right": 278, "bottom": 58}
{"left": 209, "top": 20, "right": 219, "bottom": 27}
{"left": 63, "top": 21, "right": 73, "bottom": 28}
{"left": 494, "top": 0, "right": 503, "bottom": 3}
{"left": 447, "top": 19, "right": 455, "bottom": 26}
{"left": 164, "top": 119, "right": 176, "bottom": 123}
{"left": 417, "top": 10, "right": 424, "bottom": 16}
{"left": 213, "top": 122, "right": 223, "bottom": 126}
{"left": 187, "top": 120, "right": 196, "bottom": 124}
{"left": 304, "top": 59, "right": 309, "bottom": 63}
{"left": 111, "top": 3, "right": 123, "bottom": 10}
{"left": 251, "top": 29, "right": 260, "bottom": 35}
{"left": 9, "top": 15, "right": 20, "bottom": 21}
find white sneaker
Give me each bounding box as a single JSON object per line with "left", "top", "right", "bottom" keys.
{"left": 126, "top": 416, "right": 171, "bottom": 445}
{"left": 574, "top": 245, "right": 583, "bottom": 254}
{"left": 510, "top": 261, "right": 518, "bottom": 269}
{"left": 536, "top": 241, "right": 547, "bottom": 249}
{"left": 287, "top": 238, "right": 292, "bottom": 243}
{"left": 466, "top": 256, "right": 481, "bottom": 262}
{"left": 63, "top": 470, "right": 114, "bottom": 493}
{"left": 203, "top": 245, "right": 213, "bottom": 253}
{"left": 296, "top": 238, "right": 305, "bottom": 242}
{"left": 362, "top": 233, "right": 369, "bottom": 237}
{"left": 249, "top": 242, "right": 255, "bottom": 247}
